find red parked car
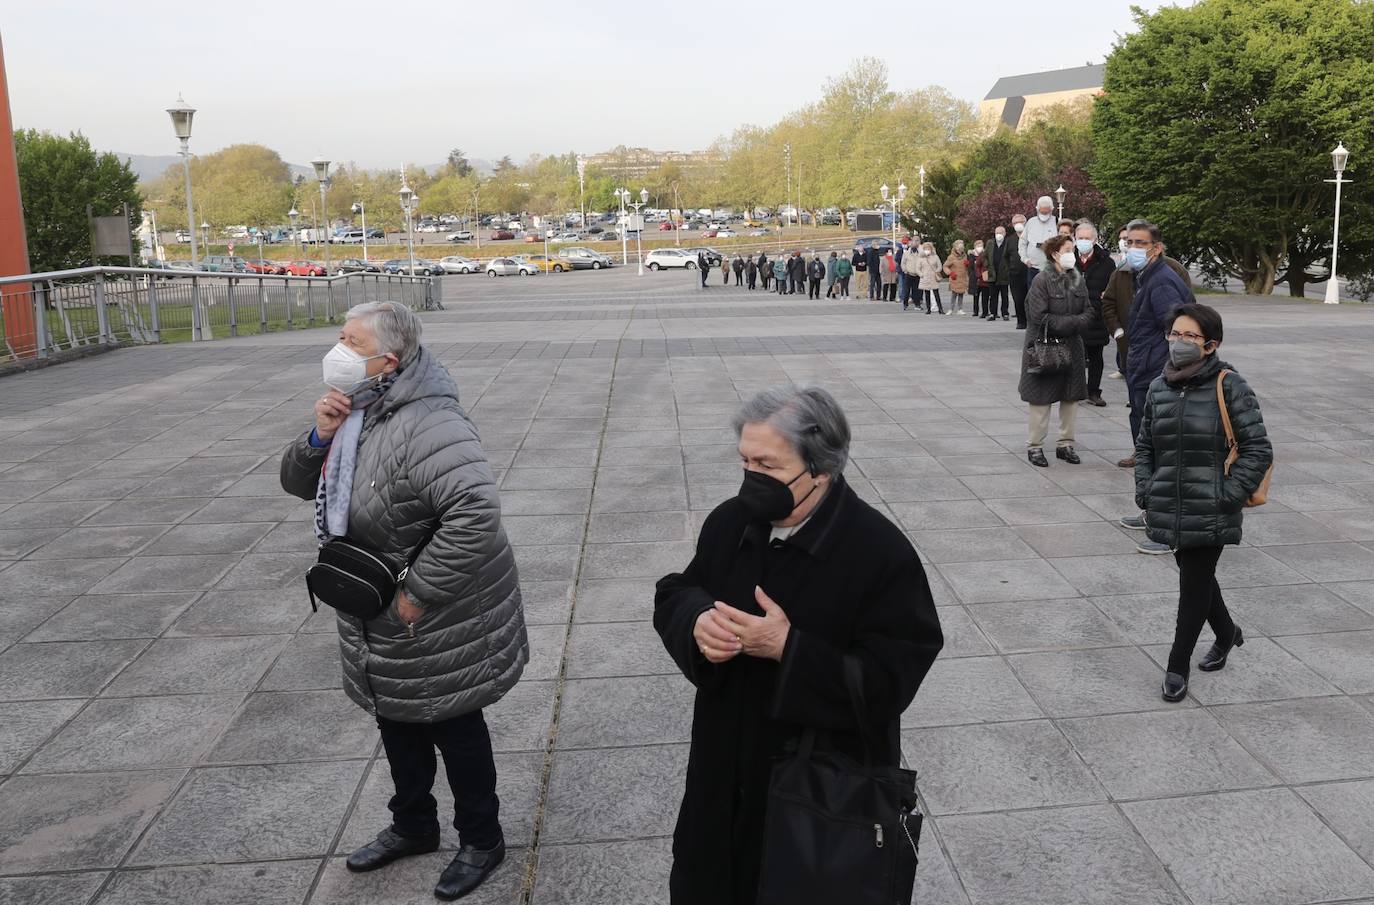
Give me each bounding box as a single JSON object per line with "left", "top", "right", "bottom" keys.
{"left": 245, "top": 259, "right": 286, "bottom": 275}
{"left": 658, "top": 221, "right": 677, "bottom": 231}
{"left": 284, "top": 260, "right": 327, "bottom": 276}
{"left": 490, "top": 229, "right": 515, "bottom": 240}
{"left": 699, "top": 229, "right": 718, "bottom": 238}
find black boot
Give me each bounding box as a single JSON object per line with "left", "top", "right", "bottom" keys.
{"left": 1055, "top": 446, "right": 1081, "bottom": 465}
{"left": 1161, "top": 672, "right": 1188, "bottom": 702}
{"left": 1198, "top": 626, "right": 1244, "bottom": 672}
{"left": 1027, "top": 448, "right": 1049, "bottom": 467}
{"left": 346, "top": 827, "right": 440, "bottom": 873}
{"left": 434, "top": 840, "right": 506, "bottom": 901}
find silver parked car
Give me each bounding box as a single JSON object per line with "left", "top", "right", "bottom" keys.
{"left": 439, "top": 255, "right": 481, "bottom": 274}
{"left": 486, "top": 257, "right": 538, "bottom": 277}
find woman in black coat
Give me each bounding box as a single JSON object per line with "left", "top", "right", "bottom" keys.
{"left": 654, "top": 385, "right": 943, "bottom": 905}
{"left": 1135, "top": 303, "right": 1272, "bottom": 702}
{"left": 1018, "top": 234, "right": 1095, "bottom": 468}
{"left": 1073, "top": 223, "right": 1115, "bottom": 406}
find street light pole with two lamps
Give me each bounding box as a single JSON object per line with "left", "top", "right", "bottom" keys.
{"left": 1325, "top": 142, "right": 1351, "bottom": 305}
{"left": 614, "top": 188, "right": 629, "bottom": 267}
{"left": 312, "top": 157, "right": 331, "bottom": 274}
{"left": 629, "top": 187, "right": 648, "bottom": 275}
{"left": 399, "top": 178, "right": 418, "bottom": 276}
{"left": 880, "top": 182, "right": 906, "bottom": 249}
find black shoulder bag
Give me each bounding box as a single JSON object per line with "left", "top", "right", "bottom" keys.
{"left": 305, "top": 539, "right": 412, "bottom": 621}
{"left": 1025, "top": 319, "right": 1072, "bottom": 375}
{"left": 756, "top": 656, "right": 923, "bottom": 905}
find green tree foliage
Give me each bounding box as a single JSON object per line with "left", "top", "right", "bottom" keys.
{"left": 144, "top": 143, "right": 292, "bottom": 235}
{"left": 14, "top": 129, "right": 140, "bottom": 272}
{"left": 1092, "top": 0, "right": 1374, "bottom": 295}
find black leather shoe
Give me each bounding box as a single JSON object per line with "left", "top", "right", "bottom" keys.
{"left": 1161, "top": 672, "right": 1188, "bottom": 702}
{"left": 1027, "top": 448, "right": 1049, "bottom": 467}
{"left": 1055, "top": 446, "right": 1081, "bottom": 465}
{"left": 1199, "top": 626, "right": 1245, "bottom": 672}
{"left": 346, "top": 827, "right": 440, "bottom": 873}
{"left": 434, "top": 840, "right": 505, "bottom": 901}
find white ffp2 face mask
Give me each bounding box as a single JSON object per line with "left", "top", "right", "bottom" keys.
{"left": 1058, "top": 252, "right": 1077, "bottom": 269}
{"left": 322, "top": 342, "right": 386, "bottom": 394}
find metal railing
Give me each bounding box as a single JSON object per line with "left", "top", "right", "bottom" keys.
{"left": 0, "top": 267, "right": 439, "bottom": 365}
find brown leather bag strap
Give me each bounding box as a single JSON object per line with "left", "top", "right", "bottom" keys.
{"left": 1216, "top": 369, "right": 1237, "bottom": 449}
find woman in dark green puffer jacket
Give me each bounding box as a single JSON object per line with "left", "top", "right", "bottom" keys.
{"left": 1134, "top": 303, "right": 1272, "bottom": 703}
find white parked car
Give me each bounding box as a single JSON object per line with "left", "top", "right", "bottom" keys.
{"left": 439, "top": 255, "right": 481, "bottom": 274}
{"left": 645, "top": 248, "right": 698, "bottom": 270}
{"left": 715, "top": 229, "right": 738, "bottom": 238}
{"left": 707, "top": 221, "right": 725, "bottom": 230}
{"left": 486, "top": 257, "right": 538, "bottom": 276}
{"left": 553, "top": 232, "right": 581, "bottom": 243}
{"left": 445, "top": 230, "right": 474, "bottom": 242}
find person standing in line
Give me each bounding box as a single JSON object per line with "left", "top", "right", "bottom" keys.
{"left": 723, "top": 254, "right": 732, "bottom": 286}
{"left": 865, "top": 242, "right": 883, "bottom": 301}
{"left": 944, "top": 240, "right": 970, "bottom": 315}
{"left": 824, "top": 251, "right": 839, "bottom": 298}
{"left": 733, "top": 254, "right": 745, "bottom": 286}
{"left": 698, "top": 250, "right": 710, "bottom": 289}
{"left": 745, "top": 254, "right": 758, "bottom": 290}
{"left": 1018, "top": 235, "right": 1094, "bottom": 467}
{"left": 899, "top": 238, "right": 922, "bottom": 310}
{"left": 972, "top": 240, "right": 990, "bottom": 318}
{"left": 790, "top": 251, "right": 806, "bottom": 294}
{"left": 985, "top": 225, "right": 1012, "bottom": 322}
{"left": 757, "top": 251, "right": 771, "bottom": 291}
{"left": 914, "top": 242, "right": 945, "bottom": 314}
{"left": 852, "top": 245, "right": 868, "bottom": 297}
{"left": 807, "top": 254, "right": 825, "bottom": 299}
{"left": 772, "top": 256, "right": 789, "bottom": 295}
{"left": 1074, "top": 221, "right": 1114, "bottom": 408}
{"left": 877, "top": 248, "right": 895, "bottom": 301}
{"left": 1113, "top": 225, "right": 1129, "bottom": 264}
{"left": 834, "top": 253, "right": 852, "bottom": 298}
{"left": 1006, "top": 214, "right": 1027, "bottom": 325}
{"left": 1134, "top": 303, "right": 1272, "bottom": 702}
{"left": 1021, "top": 197, "right": 1058, "bottom": 293}
{"left": 1116, "top": 220, "right": 1198, "bottom": 555}
{"left": 894, "top": 236, "right": 909, "bottom": 303}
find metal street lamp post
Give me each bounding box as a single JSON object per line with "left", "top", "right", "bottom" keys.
{"left": 1325, "top": 142, "right": 1351, "bottom": 305}
{"left": 630, "top": 187, "right": 648, "bottom": 275}
{"left": 399, "top": 179, "right": 418, "bottom": 276}
{"left": 1054, "top": 184, "right": 1067, "bottom": 222}
{"left": 312, "top": 157, "right": 331, "bottom": 273}
{"left": 353, "top": 200, "right": 369, "bottom": 262}
{"left": 784, "top": 144, "right": 792, "bottom": 228}
{"left": 615, "top": 188, "right": 629, "bottom": 267}
{"left": 288, "top": 207, "right": 299, "bottom": 253}
{"left": 880, "top": 183, "right": 906, "bottom": 248}
{"left": 200, "top": 220, "right": 210, "bottom": 249}
{"left": 166, "top": 95, "right": 199, "bottom": 269}
{"left": 576, "top": 156, "right": 587, "bottom": 234}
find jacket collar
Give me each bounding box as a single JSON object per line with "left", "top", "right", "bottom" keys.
{"left": 740, "top": 473, "right": 850, "bottom": 560}
{"left": 1165, "top": 352, "right": 1226, "bottom": 387}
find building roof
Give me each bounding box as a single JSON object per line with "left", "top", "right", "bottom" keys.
{"left": 983, "top": 64, "right": 1105, "bottom": 101}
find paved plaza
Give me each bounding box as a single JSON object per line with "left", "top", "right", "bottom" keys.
{"left": 3, "top": 268, "right": 1374, "bottom": 905}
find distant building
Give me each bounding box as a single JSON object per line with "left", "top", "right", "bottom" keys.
{"left": 979, "top": 63, "right": 1105, "bottom": 131}
{"left": 584, "top": 146, "right": 720, "bottom": 181}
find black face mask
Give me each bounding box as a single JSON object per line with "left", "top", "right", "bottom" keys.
{"left": 737, "top": 467, "right": 817, "bottom": 523}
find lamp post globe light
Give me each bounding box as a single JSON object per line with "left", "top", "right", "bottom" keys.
{"left": 166, "top": 95, "right": 199, "bottom": 268}
{"left": 288, "top": 207, "right": 299, "bottom": 252}
{"left": 1325, "top": 142, "right": 1351, "bottom": 305}
{"left": 1054, "top": 184, "right": 1067, "bottom": 222}
{"left": 399, "top": 180, "right": 418, "bottom": 276}
{"left": 630, "top": 187, "right": 648, "bottom": 275}
{"left": 312, "top": 156, "right": 331, "bottom": 273}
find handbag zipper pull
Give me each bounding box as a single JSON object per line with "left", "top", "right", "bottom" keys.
{"left": 407, "top": 622, "right": 416, "bottom": 639}
{"left": 874, "top": 823, "right": 884, "bottom": 848}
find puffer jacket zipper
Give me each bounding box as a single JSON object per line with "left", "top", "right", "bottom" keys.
{"left": 1174, "top": 387, "right": 1186, "bottom": 544}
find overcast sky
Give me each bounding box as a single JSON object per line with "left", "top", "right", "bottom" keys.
{"left": 5, "top": 0, "right": 1190, "bottom": 169}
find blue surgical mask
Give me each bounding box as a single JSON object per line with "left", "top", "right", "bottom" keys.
{"left": 1075, "top": 239, "right": 1094, "bottom": 256}
{"left": 1126, "top": 248, "right": 1149, "bottom": 271}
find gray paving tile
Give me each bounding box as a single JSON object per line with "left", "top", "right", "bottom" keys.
{"left": 259, "top": 632, "right": 342, "bottom": 691}
{"left": 1123, "top": 788, "right": 1374, "bottom": 905}
{"left": 1017, "top": 522, "right": 1141, "bottom": 557}
{"left": 0, "top": 873, "right": 108, "bottom": 905}
{"left": 557, "top": 674, "right": 694, "bottom": 749}
{"left": 910, "top": 527, "right": 1038, "bottom": 564}
{"left": 580, "top": 541, "right": 694, "bottom": 579}
{"left": 206, "top": 691, "right": 377, "bottom": 764}
{"left": 507, "top": 544, "right": 580, "bottom": 582}
{"left": 585, "top": 510, "right": 692, "bottom": 543}
{"left": 0, "top": 639, "right": 148, "bottom": 701}
{"left": 0, "top": 557, "right": 128, "bottom": 596}
{"left": 1049, "top": 554, "right": 1179, "bottom": 596}
{"left": 211, "top": 551, "right": 315, "bottom": 589}
{"left": 1298, "top": 779, "right": 1374, "bottom": 865}
{"left": 130, "top": 760, "right": 366, "bottom": 865}
{"left": 1273, "top": 630, "right": 1374, "bottom": 693}
{"left": 572, "top": 579, "right": 656, "bottom": 623}
{"left": 1259, "top": 542, "right": 1374, "bottom": 582}
{"left": 90, "top": 554, "right": 240, "bottom": 594}
{"left": 541, "top": 744, "right": 688, "bottom": 843}
{"left": 938, "top": 805, "right": 1188, "bottom": 905}
{"left": 968, "top": 598, "right": 1132, "bottom": 653}
{"left": 900, "top": 720, "right": 1105, "bottom": 815}
{"left": 519, "top": 579, "right": 574, "bottom": 626}
{"left": 145, "top": 521, "right": 276, "bottom": 555}
{"left": 500, "top": 514, "right": 586, "bottom": 546}
{"left": 982, "top": 495, "right": 1103, "bottom": 526}
{"left": 1212, "top": 696, "right": 1374, "bottom": 783}
{"left": 103, "top": 636, "right": 288, "bottom": 697}
{"left": 565, "top": 621, "right": 674, "bottom": 679}
{"left": 23, "top": 592, "right": 197, "bottom": 641}
{"left": 0, "top": 699, "right": 84, "bottom": 773}
{"left": 1059, "top": 709, "right": 1277, "bottom": 799}
{"left": 1230, "top": 582, "right": 1374, "bottom": 635}
{"left": 166, "top": 588, "right": 310, "bottom": 636}
{"left": 0, "top": 527, "right": 65, "bottom": 558}
{"left": 0, "top": 770, "right": 184, "bottom": 873}
{"left": 903, "top": 656, "right": 1044, "bottom": 728}
{"left": 937, "top": 559, "right": 1080, "bottom": 604}
{"left": 1008, "top": 647, "right": 1188, "bottom": 717}
{"left": 93, "top": 859, "right": 318, "bottom": 905}
{"left": 531, "top": 838, "right": 672, "bottom": 905}
{"left": 25, "top": 693, "right": 244, "bottom": 773}
{"left": 484, "top": 680, "right": 556, "bottom": 753}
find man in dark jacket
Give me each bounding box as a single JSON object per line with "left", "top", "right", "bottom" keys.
{"left": 851, "top": 247, "right": 867, "bottom": 297}
{"left": 732, "top": 254, "right": 744, "bottom": 286}
{"left": 698, "top": 251, "right": 710, "bottom": 288}
{"left": 986, "top": 225, "right": 1013, "bottom": 320}
{"left": 787, "top": 251, "right": 805, "bottom": 294}
{"left": 864, "top": 243, "right": 883, "bottom": 300}
{"left": 655, "top": 385, "right": 943, "bottom": 905}
{"left": 745, "top": 255, "right": 758, "bottom": 290}
{"left": 1074, "top": 221, "right": 1115, "bottom": 407}
{"left": 806, "top": 254, "right": 825, "bottom": 299}
{"left": 1007, "top": 214, "right": 1028, "bottom": 325}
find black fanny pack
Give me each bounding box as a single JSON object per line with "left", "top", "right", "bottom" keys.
{"left": 305, "top": 538, "right": 409, "bottom": 620}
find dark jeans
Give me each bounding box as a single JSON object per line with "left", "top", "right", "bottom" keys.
{"left": 776, "top": 276, "right": 787, "bottom": 294}
{"left": 747, "top": 273, "right": 756, "bottom": 289}
{"left": 377, "top": 710, "right": 503, "bottom": 849}
{"left": 733, "top": 269, "right": 742, "bottom": 285}
{"left": 838, "top": 276, "right": 850, "bottom": 296}
{"left": 808, "top": 277, "right": 821, "bottom": 299}
{"left": 1012, "top": 270, "right": 1031, "bottom": 325}
{"left": 1128, "top": 378, "right": 1149, "bottom": 446}
{"left": 868, "top": 270, "right": 881, "bottom": 299}
{"left": 1169, "top": 546, "right": 1236, "bottom": 676}
{"left": 923, "top": 288, "right": 943, "bottom": 313}
{"left": 1086, "top": 342, "right": 1106, "bottom": 395}
{"left": 700, "top": 267, "right": 708, "bottom": 287}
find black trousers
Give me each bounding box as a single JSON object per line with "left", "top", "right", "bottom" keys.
{"left": 838, "top": 276, "right": 850, "bottom": 296}
{"left": 1086, "top": 342, "right": 1106, "bottom": 395}
{"left": 700, "top": 267, "right": 708, "bottom": 287}
{"left": 1013, "top": 269, "right": 1033, "bottom": 325}
{"left": 923, "top": 288, "right": 943, "bottom": 313}
{"left": 377, "top": 710, "right": 503, "bottom": 849}
{"left": 776, "top": 276, "right": 787, "bottom": 294}
{"left": 1169, "top": 546, "right": 1236, "bottom": 676}
{"left": 868, "top": 270, "right": 881, "bottom": 299}
{"left": 747, "top": 273, "right": 756, "bottom": 289}
{"left": 990, "top": 283, "right": 1010, "bottom": 318}
{"left": 808, "top": 277, "right": 821, "bottom": 298}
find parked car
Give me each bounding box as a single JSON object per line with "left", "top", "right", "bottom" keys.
{"left": 490, "top": 229, "right": 516, "bottom": 241}
{"left": 658, "top": 221, "right": 678, "bottom": 231}
{"left": 585, "top": 225, "right": 604, "bottom": 235}
{"left": 699, "top": 229, "right": 718, "bottom": 239}
{"left": 852, "top": 235, "right": 894, "bottom": 253}
{"left": 284, "top": 260, "right": 327, "bottom": 276}
{"left": 553, "top": 232, "right": 581, "bottom": 243}
{"left": 645, "top": 248, "right": 698, "bottom": 270}
{"left": 601, "top": 230, "right": 619, "bottom": 242}
{"left": 558, "top": 248, "right": 614, "bottom": 270}
{"left": 382, "top": 258, "right": 443, "bottom": 276}
{"left": 748, "top": 229, "right": 769, "bottom": 237}
{"left": 202, "top": 255, "right": 249, "bottom": 273}
{"left": 335, "top": 258, "right": 381, "bottom": 274}
{"left": 445, "top": 230, "right": 474, "bottom": 242}
{"left": 715, "top": 229, "right": 738, "bottom": 238}
{"left": 486, "top": 257, "right": 538, "bottom": 276}
{"left": 245, "top": 259, "right": 287, "bottom": 275}
{"left": 335, "top": 228, "right": 366, "bottom": 244}
{"left": 686, "top": 246, "right": 724, "bottom": 265}
{"left": 439, "top": 255, "right": 481, "bottom": 274}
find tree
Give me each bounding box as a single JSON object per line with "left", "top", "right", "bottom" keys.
{"left": 15, "top": 129, "right": 140, "bottom": 272}
{"left": 1092, "top": 0, "right": 1374, "bottom": 295}
{"left": 445, "top": 148, "right": 472, "bottom": 178}
{"left": 957, "top": 187, "right": 1039, "bottom": 244}
{"left": 143, "top": 143, "right": 292, "bottom": 236}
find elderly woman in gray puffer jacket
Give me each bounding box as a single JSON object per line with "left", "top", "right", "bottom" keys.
{"left": 1018, "top": 234, "right": 1096, "bottom": 468}
{"left": 280, "top": 300, "right": 526, "bottom": 901}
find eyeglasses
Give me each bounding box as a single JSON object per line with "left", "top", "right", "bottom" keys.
{"left": 1166, "top": 330, "right": 1207, "bottom": 343}
{"left": 1125, "top": 238, "right": 1153, "bottom": 248}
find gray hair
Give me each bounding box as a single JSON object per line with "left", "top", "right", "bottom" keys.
{"left": 1074, "top": 219, "right": 1098, "bottom": 239}
{"left": 1126, "top": 218, "right": 1161, "bottom": 242}
{"left": 731, "top": 385, "right": 851, "bottom": 476}
{"left": 346, "top": 301, "right": 422, "bottom": 365}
